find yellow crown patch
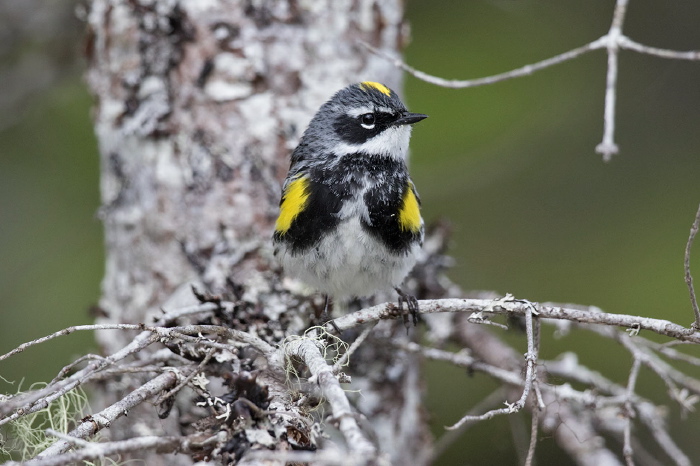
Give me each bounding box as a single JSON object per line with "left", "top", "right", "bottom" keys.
{"left": 360, "top": 81, "right": 392, "bottom": 97}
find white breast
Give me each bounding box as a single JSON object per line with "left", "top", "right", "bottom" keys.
{"left": 276, "top": 215, "right": 418, "bottom": 299}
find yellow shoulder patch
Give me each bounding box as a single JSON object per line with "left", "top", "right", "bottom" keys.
{"left": 399, "top": 182, "right": 422, "bottom": 232}
{"left": 360, "top": 81, "right": 392, "bottom": 97}
{"left": 275, "top": 176, "right": 310, "bottom": 234}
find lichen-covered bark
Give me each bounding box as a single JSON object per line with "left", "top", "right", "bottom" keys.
{"left": 86, "top": 0, "right": 431, "bottom": 464}
{"left": 87, "top": 0, "right": 407, "bottom": 340}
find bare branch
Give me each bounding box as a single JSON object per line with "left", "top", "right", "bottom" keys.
{"left": 446, "top": 302, "right": 539, "bottom": 429}
{"left": 641, "top": 340, "right": 700, "bottom": 367}
{"left": 0, "top": 302, "right": 219, "bottom": 363}
{"left": 595, "top": 0, "right": 628, "bottom": 160}
{"left": 684, "top": 202, "right": 700, "bottom": 329}
{"left": 332, "top": 322, "right": 377, "bottom": 373}
{"left": 362, "top": 0, "right": 700, "bottom": 161}
{"left": 35, "top": 369, "right": 191, "bottom": 457}
{"left": 525, "top": 400, "right": 540, "bottom": 466}
{"left": 0, "top": 332, "right": 160, "bottom": 425}
{"left": 359, "top": 39, "right": 605, "bottom": 89}
{"left": 154, "top": 349, "right": 215, "bottom": 405}
{"left": 3, "top": 288, "right": 699, "bottom": 464}
{"left": 401, "top": 343, "right": 522, "bottom": 390}
{"left": 623, "top": 358, "right": 642, "bottom": 466}
{"left": 0, "top": 322, "right": 271, "bottom": 426}
{"left": 636, "top": 403, "right": 692, "bottom": 466}
{"left": 281, "top": 337, "right": 376, "bottom": 457}
{"left": 162, "top": 325, "right": 275, "bottom": 356}
{"left": 601, "top": 326, "right": 700, "bottom": 397}
{"left": 14, "top": 434, "right": 207, "bottom": 466}
{"left": 333, "top": 297, "right": 699, "bottom": 342}
{"left": 242, "top": 447, "right": 361, "bottom": 465}
{"left": 620, "top": 37, "right": 700, "bottom": 60}
{"left": 48, "top": 354, "right": 106, "bottom": 385}
{"left": 430, "top": 388, "right": 507, "bottom": 462}
{"left": 525, "top": 317, "right": 542, "bottom": 466}
{"left": 0, "top": 323, "right": 145, "bottom": 362}
{"left": 453, "top": 315, "right": 623, "bottom": 466}
{"left": 544, "top": 352, "right": 692, "bottom": 466}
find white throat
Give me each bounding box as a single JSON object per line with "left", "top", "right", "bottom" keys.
{"left": 334, "top": 125, "right": 412, "bottom": 160}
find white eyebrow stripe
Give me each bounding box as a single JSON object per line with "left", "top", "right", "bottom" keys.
{"left": 346, "top": 106, "right": 397, "bottom": 118}
{"left": 347, "top": 107, "right": 374, "bottom": 118}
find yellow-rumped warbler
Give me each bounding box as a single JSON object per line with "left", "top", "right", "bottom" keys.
{"left": 273, "top": 82, "right": 427, "bottom": 327}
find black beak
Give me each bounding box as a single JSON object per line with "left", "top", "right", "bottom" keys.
{"left": 394, "top": 112, "right": 428, "bottom": 126}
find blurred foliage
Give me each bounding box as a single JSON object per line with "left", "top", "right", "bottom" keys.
{"left": 1, "top": 0, "right": 700, "bottom": 464}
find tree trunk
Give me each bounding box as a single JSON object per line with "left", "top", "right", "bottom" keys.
{"left": 86, "top": 0, "right": 431, "bottom": 463}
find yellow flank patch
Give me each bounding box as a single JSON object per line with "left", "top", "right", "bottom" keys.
{"left": 360, "top": 81, "right": 392, "bottom": 96}
{"left": 399, "top": 183, "right": 422, "bottom": 232}
{"left": 275, "top": 176, "right": 310, "bottom": 234}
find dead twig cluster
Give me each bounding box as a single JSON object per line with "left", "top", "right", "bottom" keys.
{"left": 1, "top": 286, "right": 699, "bottom": 465}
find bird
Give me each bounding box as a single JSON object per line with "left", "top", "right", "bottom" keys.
{"left": 272, "top": 81, "right": 427, "bottom": 329}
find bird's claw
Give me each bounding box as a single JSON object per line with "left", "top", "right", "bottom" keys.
{"left": 395, "top": 287, "right": 419, "bottom": 329}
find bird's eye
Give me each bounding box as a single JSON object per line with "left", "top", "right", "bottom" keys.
{"left": 360, "top": 113, "right": 376, "bottom": 129}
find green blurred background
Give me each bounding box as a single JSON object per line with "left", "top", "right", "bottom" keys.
{"left": 2, "top": 1, "right": 700, "bottom": 464}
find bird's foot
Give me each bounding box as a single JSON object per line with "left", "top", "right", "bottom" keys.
{"left": 394, "top": 287, "right": 419, "bottom": 329}
{"left": 321, "top": 295, "right": 341, "bottom": 334}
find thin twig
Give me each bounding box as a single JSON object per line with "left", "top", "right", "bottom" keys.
{"left": 683, "top": 202, "right": 700, "bottom": 329}
{"left": 595, "top": 0, "right": 628, "bottom": 160}
{"left": 44, "top": 429, "right": 92, "bottom": 448}
{"left": 525, "top": 317, "right": 542, "bottom": 466}
{"left": 162, "top": 325, "right": 275, "bottom": 356}
{"left": 155, "top": 349, "right": 215, "bottom": 405}
{"left": 0, "top": 302, "right": 219, "bottom": 363}
{"left": 36, "top": 370, "right": 190, "bottom": 457}
{"left": 430, "top": 388, "right": 507, "bottom": 462}
{"left": 636, "top": 403, "right": 692, "bottom": 466}
{"left": 359, "top": 39, "right": 605, "bottom": 89}
{"left": 525, "top": 398, "right": 540, "bottom": 466}
{"left": 0, "top": 323, "right": 272, "bottom": 424}
{"left": 243, "top": 447, "right": 357, "bottom": 465}
{"left": 544, "top": 352, "right": 691, "bottom": 466}
{"left": 607, "top": 328, "right": 700, "bottom": 397}
{"left": 446, "top": 302, "right": 538, "bottom": 430}
{"left": 620, "top": 37, "right": 700, "bottom": 60}
{"left": 0, "top": 332, "right": 160, "bottom": 425}
{"left": 453, "top": 314, "right": 623, "bottom": 466}
{"left": 401, "top": 343, "right": 524, "bottom": 388}
{"left": 156, "top": 302, "right": 221, "bottom": 325}
{"left": 0, "top": 323, "right": 145, "bottom": 362}
{"left": 14, "top": 434, "right": 205, "bottom": 466}
{"left": 332, "top": 322, "right": 377, "bottom": 373}
{"left": 48, "top": 354, "right": 106, "bottom": 385}
{"left": 623, "top": 358, "right": 642, "bottom": 466}
{"left": 641, "top": 340, "right": 700, "bottom": 367}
